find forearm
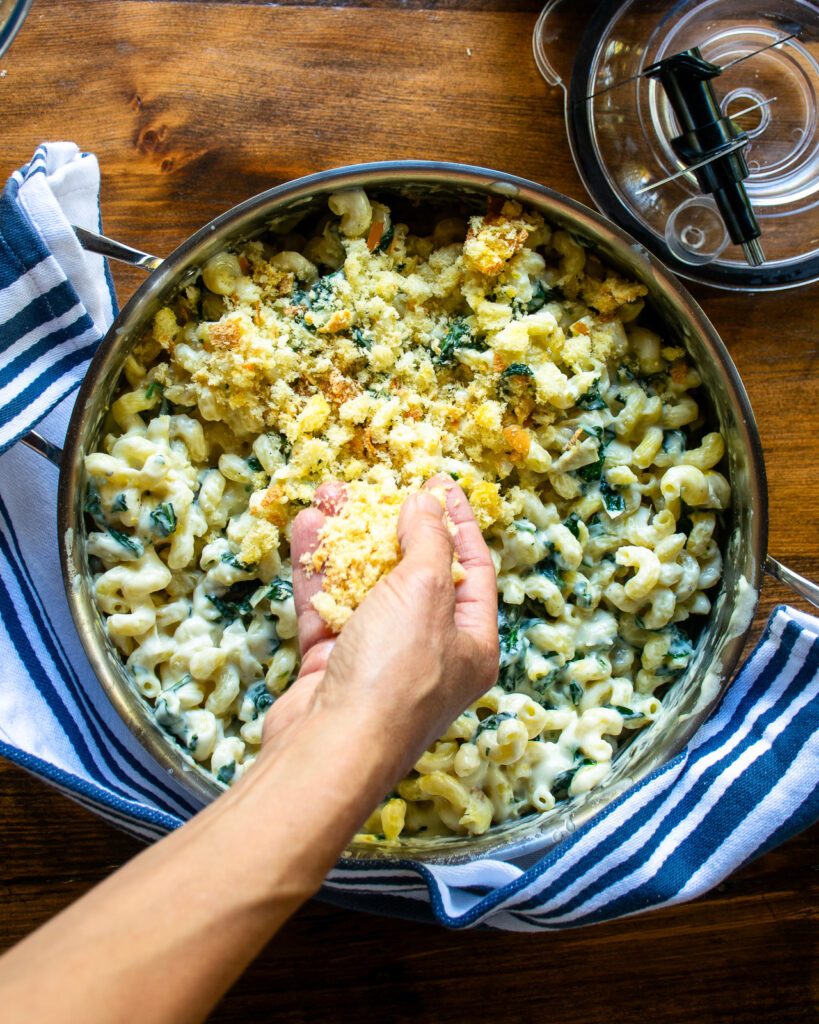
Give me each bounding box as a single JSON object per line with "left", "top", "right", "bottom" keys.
{"left": 0, "top": 707, "right": 391, "bottom": 1024}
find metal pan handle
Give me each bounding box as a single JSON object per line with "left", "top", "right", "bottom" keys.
{"left": 765, "top": 556, "right": 819, "bottom": 611}
{"left": 72, "top": 225, "right": 163, "bottom": 272}
{"left": 21, "top": 228, "right": 164, "bottom": 463}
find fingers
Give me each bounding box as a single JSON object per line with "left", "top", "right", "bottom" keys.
{"left": 291, "top": 482, "right": 349, "bottom": 654}
{"left": 422, "top": 474, "right": 498, "bottom": 641}
{"left": 396, "top": 490, "right": 454, "bottom": 579}
{"left": 314, "top": 480, "right": 347, "bottom": 516}
{"left": 291, "top": 506, "right": 335, "bottom": 655}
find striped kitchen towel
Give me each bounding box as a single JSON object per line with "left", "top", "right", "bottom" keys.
{"left": 1, "top": 144, "right": 817, "bottom": 930}
{"left": 0, "top": 142, "right": 117, "bottom": 452}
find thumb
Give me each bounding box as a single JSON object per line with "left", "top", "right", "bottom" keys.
{"left": 396, "top": 490, "right": 453, "bottom": 576}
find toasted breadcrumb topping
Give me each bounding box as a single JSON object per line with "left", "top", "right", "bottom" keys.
{"left": 305, "top": 479, "right": 464, "bottom": 632}
{"left": 147, "top": 198, "right": 646, "bottom": 626}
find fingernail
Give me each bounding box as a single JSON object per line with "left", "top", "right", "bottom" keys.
{"left": 412, "top": 491, "right": 444, "bottom": 517}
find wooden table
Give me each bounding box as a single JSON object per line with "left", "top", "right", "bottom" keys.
{"left": 1, "top": 2, "right": 817, "bottom": 1020}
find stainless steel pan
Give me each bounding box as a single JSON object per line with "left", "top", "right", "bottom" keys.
{"left": 24, "top": 161, "right": 819, "bottom": 863}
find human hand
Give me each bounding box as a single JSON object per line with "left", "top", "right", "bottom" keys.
{"left": 261, "top": 474, "right": 499, "bottom": 782}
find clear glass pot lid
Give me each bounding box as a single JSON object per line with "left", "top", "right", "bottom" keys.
{"left": 534, "top": 0, "right": 819, "bottom": 291}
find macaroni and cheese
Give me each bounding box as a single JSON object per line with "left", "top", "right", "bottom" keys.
{"left": 83, "top": 190, "right": 729, "bottom": 839}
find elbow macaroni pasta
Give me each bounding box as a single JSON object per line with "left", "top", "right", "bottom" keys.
{"left": 83, "top": 190, "right": 729, "bottom": 839}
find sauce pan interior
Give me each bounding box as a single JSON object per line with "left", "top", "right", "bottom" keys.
{"left": 58, "top": 163, "right": 768, "bottom": 863}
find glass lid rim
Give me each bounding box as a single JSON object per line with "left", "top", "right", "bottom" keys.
{"left": 564, "top": 0, "right": 819, "bottom": 290}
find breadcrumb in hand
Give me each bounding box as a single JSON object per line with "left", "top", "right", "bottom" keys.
{"left": 304, "top": 480, "right": 464, "bottom": 632}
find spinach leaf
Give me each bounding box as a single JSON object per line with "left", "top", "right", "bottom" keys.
{"left": 577, "top": 379, "right": 607, "bottom": 410}
{"left": 528, "top": 280, "right": 563, "bottom": 312}
{"left": 247, "top": 681, "right": 274, "bottom": 718}
{"left": 563, "top": 512, "right": 581, "bottom": 538}
{"left": 111, "top": 493, "right": 128, "bottom": 513}
{"left": 267, "top": 577, "right": 294, "bottom": 603}
{"left": 216, "top": 761, "right": 236, "bottom": 785}
{"left": 513, "top": 280, "right": 563, "bottom": 316}
{"left": 150, "top": 501, "right": 177, "bottom": 537}
{"left": 167, "top": 674, "right": 193, "bottom": 693}
{"left": 107, "top": 528, "right": 143, "bottom": 558}
{"left": 221, "top": 550, "right": 254, "bottom": 572}
{"left": 500, "top": 362, "right": 534, "bottom": 380}
{"left": 246, "top": 455, "right": 263, "bottom": 473}
{"left": 577, "top": 428, "right": 615, "bottom": 483}
{"left": 374, "top": 224, "right": 394, "bottom": 253}
{"left": 206, "top": 580, "right": 258, "bottom": 623}
{"left": 668, "top": 628, "right": 694, "bottom": 662}
{"left": 662, "top": 429, "right": 685, "bottom": 455}
{"left": 534, "top": 553, "right": 563, "bottom": 586}
{"left": 600, "top": 478, "right": 626, "bottom": 515}
{"left": 145, "top": 380, "right": 164, "bottom": 401}
{"left": 611, "top": 704, "right": 645, "bottom": 720}
{"left": 352, "top": 326, "right": 372, "bottom": 350}
{"left": 435, "top": 317, "right": 473, "bottom": 364}
{"left": 497, "top": 610, "right": 532, "bottom": 693}
{"left": 552, "top": 756, "right": 597, "bottom": 799}
{"left": 568, "top": 681, "right": 583, "bottom": 705}
{"left": 84, "top": 481, "right": 103, "bottom": 522}
{"left": 474, "top": 712, "right": 515, "bottom": 739}
{"left": 293, "top": 268, "right": 345, "bottom": 313}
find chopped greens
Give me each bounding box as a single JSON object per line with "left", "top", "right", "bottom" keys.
{"left": 600, "top": 478, "right": 626, "bottom": 515}
{"left": 513, "top": 280, "right": 563, "bottom": 316}
{"left": 374, "top": 224, "right": 394, "bottom": 253}
{"left": 84, "top": 482, "right": 103, "bottom": 522}
{"left": 216, "top": 761, "right": 236, "bottom": 785}
{"left": 534, "top": 553, "right": 563, "bottom": 586}
{"left": 577, "top": 427, "right": 615, "bottom": 483}
{"left": 293, "top": 268, "right": 345, "bottom": 312}
{"left": 497, "top": 606, "right": 540, "bottom": 693}
{"left": 247, "top": 681, "right": 274, "bottom": 717}
{"left": 668, "top": 631, "right": 694, "bottom": 661}
{"left": 221, "top": 550, "right": 254, "bottom": 572}
{"left": 474, "top": 712, "right": 515, "bottom": 739}
{"left": 246, "top": 455, "right": 263, "bottom": 473}
{"left": 267, "top": 577, "right": 294, "bottom": 603}
{"left": 568, "top": 680, "right": 583, "bottom": 705}
{"left": 435, "top": 317, "right": 475, "bottom": 364}
{"left": 150, "top": 501, "right": 177, "bottom": 537}
{"left": 107, "top": 528, "right": 143, "bottom": 558}
{"left": 577, "top": 379, "right": 607, "bottom": 410}
{"left": 206, "top": 580, "right": 258, "bottom": 623}
{"left": 500, "top": 362, "right": 534, "bottom": 380}
{"left": 662, "top": 429, "right": 685, "bottom": 455}
{"left": 167, "top": 674, "right": 193, "bottom": 693}
{"left": 611, "top": 704, "right": 645, "bottom": 720}
{"left": 552, "top": 757, "right": 597, "bottom": 798}
{"left": 352, "top": 326, "right": 372, "bottom": 350}
{"left": 563, "top": 512, "right": 581, "bottom": 538}
{"left": 145, "top": 380, "right": 164, "bottom": 401}
{"left": 111, "top": 493, "right": 128, "bottom": 513}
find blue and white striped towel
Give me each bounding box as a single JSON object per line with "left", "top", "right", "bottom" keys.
{"left": 1, "top": 144, "right": 817, "bottom": 930}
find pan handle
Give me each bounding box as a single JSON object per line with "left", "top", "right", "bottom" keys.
{"left": 21, "top": 430, "right": 63, "bottom": 466}
{"left": 20, "top": 230, "right": 162, "bottom": 463}
{"left": 766, "top": 556, "right": 819, "bottom": 611}
{"left": 72, "top": 225, "right": 163, "bottom": 272}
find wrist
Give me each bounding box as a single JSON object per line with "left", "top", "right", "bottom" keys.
{"left": 217, "top": 706, "right": 397, "bottom": 897}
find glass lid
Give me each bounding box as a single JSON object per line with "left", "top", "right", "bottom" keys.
{"left": 534, "top": 0, "right": 819, "bottom": 291}
{"left": 0, "top": 0, "right": 32, "bottom": 59}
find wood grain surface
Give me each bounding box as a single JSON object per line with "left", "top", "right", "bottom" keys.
{"left": 1, "top": 1, "right": 817, "bottom": 1021}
